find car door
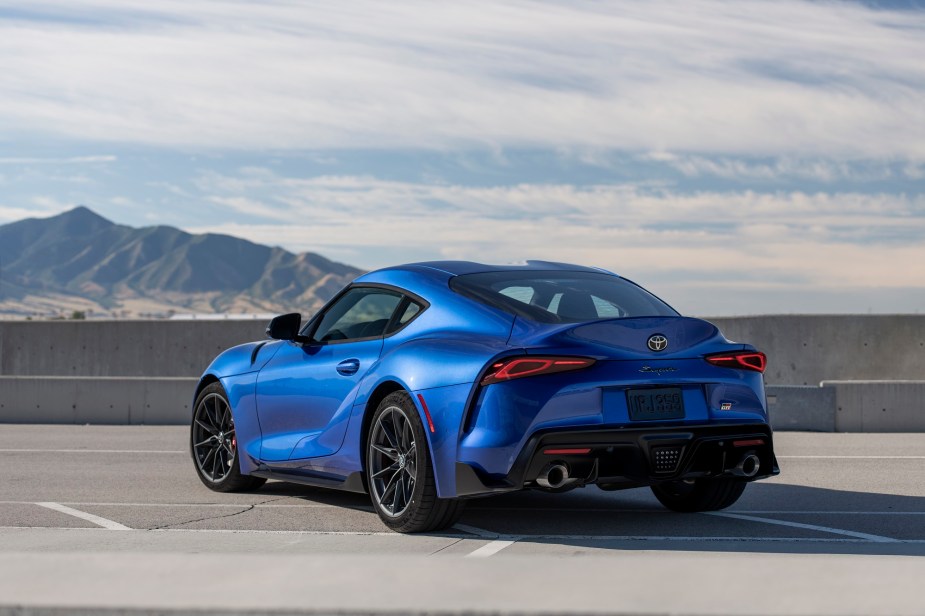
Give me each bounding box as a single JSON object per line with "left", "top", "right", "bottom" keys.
{"left": 254, "top": 287, "right": 404, "bottom": 461}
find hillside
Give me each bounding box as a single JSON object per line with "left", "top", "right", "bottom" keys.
{"left": 0, "top": 207, "right": 363, "bottom": 317}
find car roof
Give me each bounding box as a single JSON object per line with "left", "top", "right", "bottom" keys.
{"left": 389, "top": 260, "right": 614, "bottom": 277}
{"left": 354, "top": 261, "right": 621, "bottom": 302}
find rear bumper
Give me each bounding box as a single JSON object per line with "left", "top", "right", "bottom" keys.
{"left": 455, "top": 422, "right": 779, "bottom": 498}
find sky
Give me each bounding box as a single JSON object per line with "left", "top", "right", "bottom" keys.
{"left": 0, "top": 0, "right": 923, "bottom": 315}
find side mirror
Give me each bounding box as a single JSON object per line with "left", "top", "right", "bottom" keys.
{"left": 266, "top": 313, "right": 302, "bottom": 341}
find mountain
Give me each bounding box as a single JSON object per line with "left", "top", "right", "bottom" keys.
{"left": 0, "top": 207, "right": 363, "bottom": 317}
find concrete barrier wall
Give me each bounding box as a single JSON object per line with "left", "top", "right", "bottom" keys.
{"left": 2, "top": 315, "right": 923, "bottom": 384}
{"left": 765, "top": 385, "right": 836, "bottom": 432}
{"left": 0, "top": 320, "right": 265, "bottom": 378}
{"left": 766, "top": 382, "right": 925, "bottom": 432}
{"left": 1, "top": 316, "right": 923, "bottom": 430}
{"left": 825, "top": 380, "right": 925, "bottom": 432}
{"left": 707, "top": 315, "right": 925, "bottom": 386}
{"left": 0, "top": 377, "right": 198, "bottom": 425}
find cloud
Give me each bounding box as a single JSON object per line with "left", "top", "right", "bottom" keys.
{"left": 28, "top": 196, "right": 75, "bottom": 212}
{"left": 0, "top": 201, "right": 66, "bottom": 222}
{"left": 0, "top": 1, "right": 923, "bottom": 159}
{"left": 0, "top": 155, "right": 116, "bottom": 164}
{"left": 188, "top": 169, "right": 925, "bottom": 290}
{"left": 904, "top": 163, "right": 925, "bottom": 179}
{"left": 636, "top": 153, "right": 902, "bottom": 182}
{"left": 205, "top": 195, "right": 288, "bottom": 221}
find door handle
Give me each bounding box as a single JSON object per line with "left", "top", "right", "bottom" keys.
{"left": 336, "top": 359, "right": 360, "bottom": 376}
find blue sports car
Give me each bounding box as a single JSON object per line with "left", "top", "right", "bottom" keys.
{"left": 191, "top": 261, "right": 779, "bottom": 532}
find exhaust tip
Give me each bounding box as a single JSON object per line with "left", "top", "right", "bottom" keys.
{"left": 731, "top": 452, "right": 761, "bottom": 478}
{"left": 536, "top": 462, "right": 569, "bottom": 489}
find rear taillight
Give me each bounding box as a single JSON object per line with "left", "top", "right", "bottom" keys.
{"left": 705, "top": 351, "right": 767, "bottom": 373}
{"left": 480, "top": 356, "right": 596, "bottom": 386}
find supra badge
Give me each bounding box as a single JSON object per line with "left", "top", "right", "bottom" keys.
{"left": 647, "top": 334, "right": 668, "bottom": 352}
{"left": 639, "top": 365, "right": 678, "bottom": 375}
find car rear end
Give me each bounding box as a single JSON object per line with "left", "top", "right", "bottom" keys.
{"left": 448, "top": 269, "right": 779, "bottom": 498}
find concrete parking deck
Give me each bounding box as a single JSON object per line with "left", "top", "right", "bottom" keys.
{"left": 0, "top": 426, "right": 923, "bottom": 615}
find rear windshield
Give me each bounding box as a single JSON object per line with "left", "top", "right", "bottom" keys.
{"left": 449, "top": 271, "right": 678, "bottom": 323}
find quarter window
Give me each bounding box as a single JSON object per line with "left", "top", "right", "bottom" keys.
{"left": 396, "top": 301, "right": 421, "bottom": 326}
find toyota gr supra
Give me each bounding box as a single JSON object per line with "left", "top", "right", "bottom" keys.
{"left": 191, "top": 261, "right": 779, "bottom": 532}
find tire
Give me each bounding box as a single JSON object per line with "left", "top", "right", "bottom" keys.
{"left": 651, "top": 477, "right": 747, "bottom": 512}
{"left": 366, "top": 391, "right": 465, "bottom": 533}
{"left": 191, "top": 382, "right": 266, "bottom": 493}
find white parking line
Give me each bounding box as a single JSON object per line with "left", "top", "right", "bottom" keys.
{"left": 35, "top": 502, "right": 132, "bottom": 531}
{"left": 454, "top": 523, "right": 520, "bottom": 558}
{"left": 465, "top": 539, "right": 519, "bottom": 558}
{"left": 778, "top": 455, "right": 925, "bottom": 459}
{"left": 1, "top": 526, "right": 923, "bottom": 544}
{"left": 734, "top": 511, "right": 925, "bottom": 515}
{"left": 3, "top": 502, "right": 921, "bottom": 516}
{"left": 705, "top": 511, "right": 899, "bottom": 543}
{"left": 0, "top": 501, "right": 368, "bottom": 509}
{"left": 9, "top": 503, "right": 924, "bottom": 518}
{"left": 0, "top": 526, "right": 398, "bottom": 536}
{"left": 475, "top": 507, "right": 925, "bottom": 515}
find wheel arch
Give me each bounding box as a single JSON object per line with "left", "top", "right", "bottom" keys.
{"left": 194, "top": 374, "right": 222, "bottom": 401}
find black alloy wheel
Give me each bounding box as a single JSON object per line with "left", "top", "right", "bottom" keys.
{"left": 193, "top": 392, "right": 236, "bottom": 483}
{"left": 368, "top": 403, "right": 418, "bottom": 517}
{"left": 191, "top": 382, "right": 266, "bottom": 492}
{"left": 366, "top": 391, "right": 465, "bottom": 532}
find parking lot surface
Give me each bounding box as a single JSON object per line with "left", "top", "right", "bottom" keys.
{"left": 0, "top": 425, "right": 923, "bottom": 615}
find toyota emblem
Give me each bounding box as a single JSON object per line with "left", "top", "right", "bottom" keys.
{"left": 647, "top": 334, "right": 668, "bottom": 352}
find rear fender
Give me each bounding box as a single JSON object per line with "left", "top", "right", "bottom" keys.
{"left": 412, "top": 383, "right": 474, "bottom": 498}
{"left": 354, "top": 336, "right": 510, "bottom": 406}
{"left": 334, "top": 379, "right": 475, "bottom": 498}
{"left": 349, "top": 337, "right": 510, "bottom": 497}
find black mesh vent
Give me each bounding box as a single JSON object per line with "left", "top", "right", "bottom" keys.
{"left": 651, "top": 446, "right": 684, "bottom": 474}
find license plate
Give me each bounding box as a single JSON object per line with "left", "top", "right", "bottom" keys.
{"left": 626, "top": 387, "right": 685, "bottom": 421}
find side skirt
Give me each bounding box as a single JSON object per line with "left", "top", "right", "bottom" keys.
{"left": 250, "top": 468, "right": 368, "bottom": 494}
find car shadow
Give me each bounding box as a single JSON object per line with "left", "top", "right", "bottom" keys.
{"left": 456, "top": 482, "right": 925, "bottom": 556}
{"left": 254, "top": 481, "right": 375, "bottom": 511}
{"left": 252, "top": 480, "right": 925, "bottom": 556}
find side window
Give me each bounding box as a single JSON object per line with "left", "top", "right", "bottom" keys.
{"left": 312, "top": 288, "right": 402, "bottom": 342}
{"left": 396, "top": 301, "right": 421, "bottom": 326}
{"left": 384, "top": 299, "right": 425, "bottom": 334}
{"left": 592, "top": 295, "right": 625, "bottom": 318}
{"left": 498, "top": 286, "right": 535, "bottom": 305}
{"left": 546, "top": 292, "right": 563, "bottom": 313}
